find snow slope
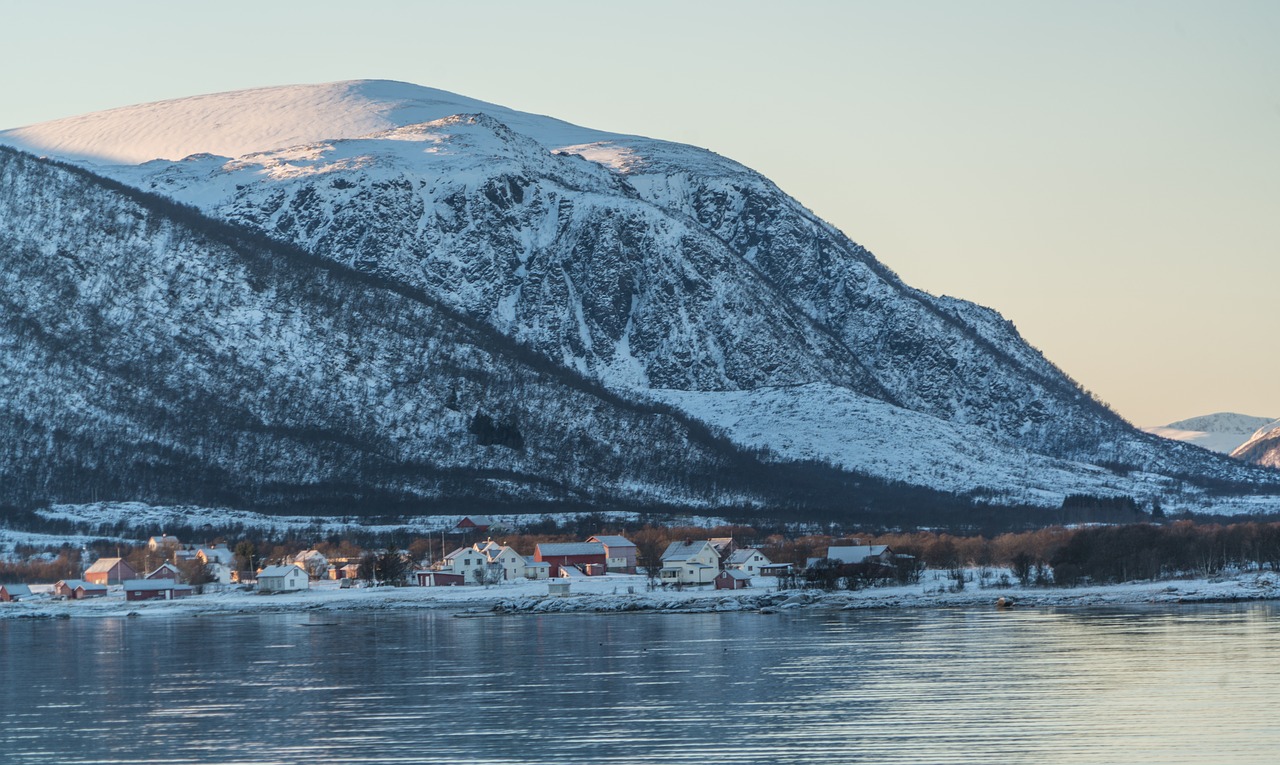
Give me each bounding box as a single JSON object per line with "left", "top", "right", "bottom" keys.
{"left": 1144, "top": 413, "right": 1276, "bottom": 454}
{"left": 0, "top": 80, "right": 615, "bottom": 166}
{"left": 1231, "top": 420, "right": 1280, "bottom": 469}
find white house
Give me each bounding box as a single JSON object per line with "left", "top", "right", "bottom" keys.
{"left": 292, "top": 550, "right": 330, "bottom": 579}
{"left": 196, "top": 545, "right": 234, "bottom": 566}
{"left": 659, "top": 540, "right": 721, "bottom": 585}
{"left": 257, "top": 565, "right": 309, "bottom": 593}
{"left": 725, "top": 548, "right": 772, "bottom": 575}
{"left": 435, "top": 546, "right": 493, "bottom": 584}
{"left": 523, "top": 560, "right": 551, "bottom": 580}
{"left": 474, "top": 541, "right": 528, "bottom": 581}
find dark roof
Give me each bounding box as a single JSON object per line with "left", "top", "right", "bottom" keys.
{"left": 537, "top": 542, "right": 606, "bottom": 557}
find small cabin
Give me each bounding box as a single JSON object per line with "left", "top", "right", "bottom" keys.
{"left": 715, "top": 570, "right": 752, "bottom": 590}
{"left": 124, "top": 580, "right": 194, "bottom": 601}
{"left": 257, "top": 565, "right": 309, "bottom": 593}
{"left": 54, "top": 580, "right": 107, "bottom": 599}
{"left": 416, "top": 571, "right": 465, "bottom": 587}
{"left": 0, "top": 583, "right": 32, "bottom": 602}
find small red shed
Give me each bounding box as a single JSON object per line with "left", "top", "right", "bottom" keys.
{"left": 416, "top": 571, "right": 465, "bottom": 587}
{"left": 714, "top": 570, "right": 752, "bottom": 590}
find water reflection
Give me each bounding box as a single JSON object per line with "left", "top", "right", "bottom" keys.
{"left": 2, "top": 605, "right": 1279, "bottom": 764}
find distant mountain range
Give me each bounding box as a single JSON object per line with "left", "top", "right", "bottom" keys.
{"left": 2, "top": 80, "right": 1278, "bottom": 520}
{"left": 1144, "top": 413, "right": 1277, "bottom": 455}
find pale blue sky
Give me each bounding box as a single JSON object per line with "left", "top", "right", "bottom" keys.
{"left": 4, "top": 0, "right": 1277, "bottom": 426}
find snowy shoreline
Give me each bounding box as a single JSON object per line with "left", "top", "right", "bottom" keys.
{"left": 4, "top": 571, "right": 1279, "bottom": 621}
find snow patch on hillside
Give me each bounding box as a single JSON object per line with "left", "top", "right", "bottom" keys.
{"left": 652, "top": 384, "right": 1250, "bottom": 511}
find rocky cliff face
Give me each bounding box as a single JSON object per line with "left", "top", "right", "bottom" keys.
{"left": 0, "top": 147, "right": 826, "bottom": 513}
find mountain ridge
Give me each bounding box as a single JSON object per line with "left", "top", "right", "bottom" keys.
{"left": 2, "top": 81, "right": 1278, "bottom": 518}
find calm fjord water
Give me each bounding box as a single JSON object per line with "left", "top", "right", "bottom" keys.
{"left": 2, "top": 604, "right": 1278, "bottom": 764}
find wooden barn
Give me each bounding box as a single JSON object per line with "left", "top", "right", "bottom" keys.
{"left": 84, "top": 557, "right": 137, "bottom": 586}
{"left": 534, "top": 542, "right": 607, "bottom": 577}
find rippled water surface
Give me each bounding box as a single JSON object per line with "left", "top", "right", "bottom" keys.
{"left": 3, "top": 604, "right": 1280, "bottom": 764}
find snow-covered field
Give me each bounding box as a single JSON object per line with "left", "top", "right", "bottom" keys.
{"left": 4, "top": 570, "right": 1278, "bottom": 621}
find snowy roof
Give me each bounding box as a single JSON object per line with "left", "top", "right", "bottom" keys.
{"left": 444, "top": 547, "right": 483, "bottom": 561}
{"left": 588, "top": 535, "right": 635, "bottom": 548}
{"left": 258, "top": 565, "right": 304, "bottom": 579}
{"left": 198, "top": 547, "right": 235, "bottom": 564}
{"left": 719, "top": 569, "right": 751, "bottom": 580}
{"left": 524, "top": 561, "right": 551, "bottom": 569}
{"left": 827, "top": 545, "right": 890, "bottom": 565}
{"left": 85, "top": 557, "right": 130, "bottom": 574}
{"left": 56, "top": 579, "right": 105, "bottom": 591}
{"left": 537, "top": 542, "right": 605, "bottom": 557}
{"left": 1, "top": 583, "right": 32, "bottom": 596}
{"left": 726, "top": 548, "right": 769, "bottom": 566}
{"left": 661, "top": 540, "right": 714, "bottom": 561}
{"left": 124, "top": 579, "right": 193, "bottom": 592}
{"left": 559, "top": 567, "right": 587, "bottom": 578}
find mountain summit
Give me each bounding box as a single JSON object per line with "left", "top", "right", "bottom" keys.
{"left": 2, "top": 81, "right": 1277, "bottom": 517}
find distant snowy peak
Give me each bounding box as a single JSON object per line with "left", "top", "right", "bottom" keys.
{"left": 1144, "top": 412, "right": 1276, "bottom": 454}
{"left": 0, "top": 80, "right": 620, "bottom": 166}
{"left": 1231, "top": 420, "right": 1280, "bottom": 469}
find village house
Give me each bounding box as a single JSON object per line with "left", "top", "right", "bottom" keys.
{"left": 196, "top": 545, "right": 235, "bottom": 567}
{"left": 474, "top": 540, "right": 529, "bottom": 581}
{"left": 714, "top": 569, "right": 752, "bottom": 590}
{"left": 124, "top": 580, "right": 194, "bottom": 601}
{"left": 435, "top": 546, "right": 494, "bottom": 584}
{"left": 450, "top": 515, "right": 493, "bottom": 535}
{"left": 147, "top": 535, "right": 181, "bottom": 552}
{"left": 709, "top": 537, "right": 737, "bottom": 558}
{"left": 257, "top": 565, "right": 309, "bottom": 593}
{"left": 54, "top": 579, "right": 108, "bottom": 599}
{"left": 725, "top": 548, "right": 772, "bottom": 575}
{"left": 659, "top": 540, "right": 721, "bottom": 585}
{"left": 84, "top": 557, "right": 137, "bottom": 586}
{"left": 0, "top": 583, "right": 32, "bottom": 602}
{"left": 145, "top": 562, "right": 182, "bottom": 580}
{"left": 523, "top": 560, "right": 551, "bottom": 580}
{"left": 534, "top": 542, "right": 607, "bottom": 577}
{"left": 821, "top": 544, "right": 897, "bottom": 567}
{"left": 329, "top": 562, "right": 361, "bottom": 580}
{"left": 293, "top": 550, "right": 329, "bottom": 579}
{"left": 588, "top": 535, "right": 637, "bottom": 573}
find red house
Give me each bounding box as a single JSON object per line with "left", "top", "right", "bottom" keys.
{"left": 534, "top": 542, "right": 607, "bottom": 577}
{"left": 0, "top": 583, "right": 32, "bottom": 602}
{"left": 416, "top": 571, "right": 465, "bottom": 587}
{"left": 84, "top": 557, "right": 137, "bottom": 586}
{"left": 714, "top": 570, "right": 752, "bottom": 590}
{"left": 124, "top": 580, "right": 194, "bottom": 601}
{"left": 450, "top": 516, "right": 493, "bottom": 535}
{"left": 145, "top": 563, "right": 182, "bottom": 580}
{"left": 54, "top": 580, "right": 107, "bottom": 599}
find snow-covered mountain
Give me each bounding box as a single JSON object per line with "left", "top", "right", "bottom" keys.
{"left": 1232, "top": 421, "right": 1280, "bottom": 469}
{"left": 1144, "top": 413, "right": 1276, "bottom": 454}
{"left": 3, "top": 80, "right": 1278, "bottom": 517}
